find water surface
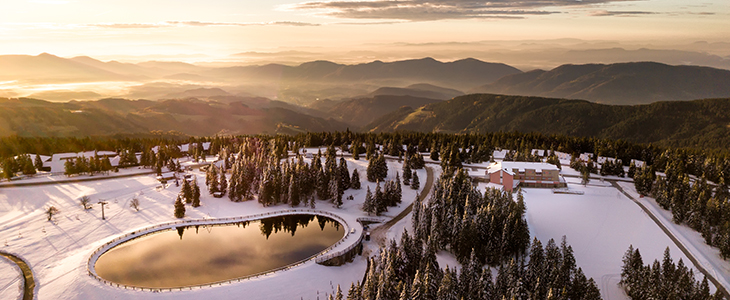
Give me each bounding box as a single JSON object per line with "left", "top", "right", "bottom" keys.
{"left": 95, "top": 214, "right": 342, "bottom": 288}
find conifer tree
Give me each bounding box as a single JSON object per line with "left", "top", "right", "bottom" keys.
{"left": 192, "top": 181, "right": 201, "bottom": 207}
{"left": 34, "top": 154, "right": 43, "bottom": 171}
{"left": 411, "top": 171, "right": 420, "bottom": 190}
{"left": 219, "top": 168, "right": 228, "bottom": 195}
{"left": 181, "top": 177, "right": 193, "bottom": 203}
{"left": 339, "top": 157, "right": 351, "bottom": 190}
{"left": 174, "top": 195, "right": 185, "bottom": 218}
{"left": 403, "top": 158, "right": 412, "bottom": 185}
{"left": 351, "top": 169, "right": 361, "bottom": 190}
{"left": 363, "top": 186, "right": 375, "bottom": 215}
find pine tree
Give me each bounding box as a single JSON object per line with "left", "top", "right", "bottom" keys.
{"left": 375, "top": 182, "right": 387, "bottom": 215}
{"left": 192, "top": 181, "right": 201, "bottom": 207}
{"left": 219, "top": 169, "right": 228, "bottom": 195}
{"left": 411, "top": 171, "right": 420, "bottom": 190}
{"left": 34, "top": 154, "right": 43, "bottom": 171}
{"left": 352, "top": 140, "right": 361, "bottom": 160}
{"left": 430, "top": 142, "right": 440, "bottom": 161}
{"left": 363, "top": 186, "right": 375, "bottom": 215}
{"left": 351, "top": 169, "right": 361, "bottom": 190}
{"left": 403, "top": 159, "right": 412, "bottom": 185}
{"left": 207, "top": 165, "right": 218, "bottom": 194}
{"left": 339, "top": 157, "right": 351, "bottom": 190}
{"left": 335, "top": 284, "right": 344, "bottom": 300}
{"left": 181, "top": 178, "right": 193, "bottom": 203}
{"left": 174, "top": 195, "right": 186, "bottom": 218}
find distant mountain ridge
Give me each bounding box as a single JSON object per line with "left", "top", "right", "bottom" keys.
{"left": 203, "top": 57, "right": 521, "bottom": 90}
{"left": 472, "top": 62, "right": 730, "bottom": 105}
{"left": 364, "top": 93, "right": 730, "bottom": 149}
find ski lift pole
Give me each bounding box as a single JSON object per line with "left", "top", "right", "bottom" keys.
{"left": 98, "top": 200, "right": 109, "bottom": 220}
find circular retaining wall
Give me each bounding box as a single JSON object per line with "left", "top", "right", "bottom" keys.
{"left": 87, "top": 209, "right": 357, "bottom": 292}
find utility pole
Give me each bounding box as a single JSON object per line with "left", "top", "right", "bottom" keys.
{"left": 98, "top": 200, "right": 108, "bottom": 220}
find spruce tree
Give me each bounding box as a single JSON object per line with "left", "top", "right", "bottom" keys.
{"left": 352, "top": 140, "right": 361, "bottom": 160}
{"left": 181, "top": 177, "right": 193, "bottom": 203}
{"left": 411, "top": 171, "right": 420, "bottom": 190}
{"left": 174, "top": 195, "right": 186, "bottom": 218}
{"left": 403, "top": 159, "right": 412, "bottom": 185}
{"left": 192, "top": 181, "right": 201, "bottom": 207}
{"left": 339, "top": 157, "right": 351, "bottom": 190}
{"left": 219, "top": 169, "right": 228, "bottom": 195}
{"left": 363, "top": 186, "right": 375, "bottom": 215}
{"left": 34, "top": 154, "right": 43, "bottom": 171}
{"left": 351, "top": 169, "right": 361, "bottom": 190}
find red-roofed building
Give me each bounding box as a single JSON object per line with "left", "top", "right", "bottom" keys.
{"left": 487, "top": 161, "right": 565, "bottom": 191}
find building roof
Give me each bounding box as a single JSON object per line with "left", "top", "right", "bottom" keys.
{"left": 488, "top": 161, "right": 560, "bottom": 175}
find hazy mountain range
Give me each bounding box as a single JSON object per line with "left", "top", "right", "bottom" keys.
{"left": 472, "top": 62, "right": 730, "bottom": 105}
{"left": 3, "top": 54, "right": 730, "bottom": 149}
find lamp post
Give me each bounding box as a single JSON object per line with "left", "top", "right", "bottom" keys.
{"left": 98, "top": 201, "right": 108, "bottom": 220}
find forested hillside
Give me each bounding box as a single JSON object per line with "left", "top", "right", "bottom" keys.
{"left": 0, "top": 97, "right": 348, "bottom": 137}
{"left": 364, "top": 94, "right": 730, "bottom": 149}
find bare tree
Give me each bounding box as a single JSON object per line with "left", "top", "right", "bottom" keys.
{"left": 46, "top": 206, "right": 59, "bottom": 221}
{"left": 130, "top": 197, "right": 140, "bottom": 212}
{"left": 80, "top": 196, "right": 92, "bottom": 210}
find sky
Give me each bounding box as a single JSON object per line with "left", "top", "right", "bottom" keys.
{"left": 0, "top": 0, "right": 728, "bottom": 62}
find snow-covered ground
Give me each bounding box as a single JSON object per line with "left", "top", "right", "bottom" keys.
{"left": 0, "top": 167, "right": 155, "bottom": 187}
{"left": 3, "top": 148, "right": 729, "bottom": 300}
{"left": 0, "top": 255, "right": 22, "bottom": 300}
{"left": 501, "top": 178, "right": 716, "bottom": 300}
{"left": 617, "top": 181, "right": 730, "bottom": 293}
{"left": 0, "top": 155, "right": 421, "bottom": 300}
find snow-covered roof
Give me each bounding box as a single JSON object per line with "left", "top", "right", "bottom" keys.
{"left": 179, "top": 142, "right": 210, "bottom": 153}
{"left": 597, "top": 156, "right": 616, "bottom": 164}
{"left": 488, "top": 161, "right": 560, "bottom": 175}
{"left": 554, "top": 151, "right": 571, "bottom": 160}
{"left": 110, "top": 156, "right": 121, "bottom": 167}
{"left": 47, "top": 151, "right": 119, "bottom": 173}
{"left": 531, "top": 149, "right": 545, "bottom": 157}
{"left": 579, "top": 153, "right": 593, "bottom": 161}
{"left": 631, "top": 159, "right": 645, "bottom": 168}
{"left": 492, "top": 149, "right": 509, "bottom": 160}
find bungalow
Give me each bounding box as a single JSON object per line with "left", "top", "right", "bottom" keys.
{"left": 486, "top": 161, "right": 566, "bottom": 191}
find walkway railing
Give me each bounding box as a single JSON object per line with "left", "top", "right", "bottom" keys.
{"left": 87, "top": 209, "right": 357, "bottom": 292}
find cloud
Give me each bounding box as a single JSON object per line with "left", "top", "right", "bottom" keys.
{"left": 589, "top": 10, "right": 657, "bottom": 17}
{"left": 288, "top": 0, "right": 639, "bottom": 21}
{"left": 87, "top": 21, "right": 319, "bottom": 29}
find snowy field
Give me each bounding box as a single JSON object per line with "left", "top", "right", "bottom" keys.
{"left": 0, "top": 155, "right": 423, "bottom": 300}
{"left": 0, "top": 256, "right": 21, "bottom": 300}
{"left": 498, "top": 177, "right": 702, "bottom": 300}
{"left": 617, "top": 181, "right": 730, "bottom": 293}
{"left": 3, "top": 148, "right": 729, "bottom": 300}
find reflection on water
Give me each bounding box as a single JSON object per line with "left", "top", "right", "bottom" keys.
{"left": 95, "top": 214, "right": 342, "bottom": 288}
